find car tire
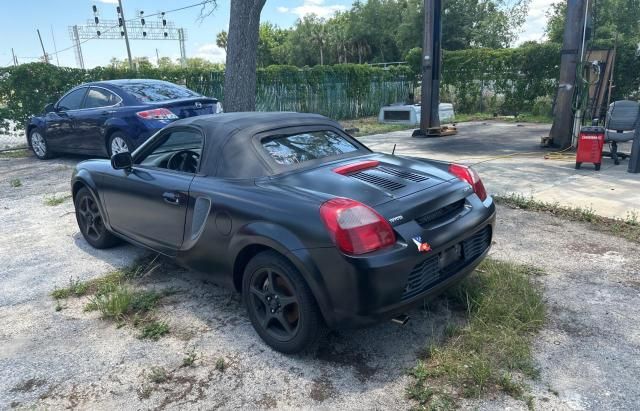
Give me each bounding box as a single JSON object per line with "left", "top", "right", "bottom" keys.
{"left": 107, "top": 132, "right": 132, "bottom": 157}
{"left": 243, "top": 250, "right": 324, "bottom": 354}
{"left": 29, "top": 129, "right": 55, "bottom": 160}
{"left": 74, "top": 187, "right": 120, "bottom": 249}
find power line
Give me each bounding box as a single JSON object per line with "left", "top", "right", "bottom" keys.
{"left": 15, "top": 0, "right": 211, "bottom": 61}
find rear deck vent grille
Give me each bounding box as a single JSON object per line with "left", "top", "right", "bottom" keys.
{"left": 349, "top": 171, "right": 405, "bottom": 191}
{"left": 377, "top": 167, "right": 429, "bottom": 182}
{"left": 416, "top": 200, "right": 466, "bottom": 227}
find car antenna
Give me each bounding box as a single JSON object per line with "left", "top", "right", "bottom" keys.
{"left": 392, "top": 144, "right": 396, "bottom": 156}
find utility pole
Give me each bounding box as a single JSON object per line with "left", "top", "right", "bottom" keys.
{"left": 51, "top": 25, "right": 60, "bottom": 66}
{"left": 71, "top": 25, "right": 85, "bottom": 69}
{"left": 547, "top": 0, "right": 588, "bottom": 148}
{"left": 156, "top": 48, "right": 160, "bottom": 66}
{"left": 117, "top": 0, "right": 134, "bottom": 70}
{"left": 178, "top": 28, "right": 187, "bottom": 68}
{"left": 11, "top": 48, "right": 18, "bottom": 66}
{"left": 36, "top": 29, "right": 49, "bottom": 64}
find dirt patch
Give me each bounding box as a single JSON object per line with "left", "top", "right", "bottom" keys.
{"left": 2, "top": 155, "right": 640, "bottom": 410}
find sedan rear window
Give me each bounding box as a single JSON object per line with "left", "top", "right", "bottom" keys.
{"left": 261, "top": 130, "right": 359, "bottom": 165}
{"left": 119, "top": 82, "right": 200, "bottom": 102}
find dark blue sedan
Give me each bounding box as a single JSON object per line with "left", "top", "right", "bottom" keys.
{"left": 26, "top": 79, "right": 221, "bottom": 159}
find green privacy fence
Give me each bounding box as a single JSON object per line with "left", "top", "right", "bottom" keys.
{"left": 0, "top": 63, "right": 415, "bottom": 126}
{"left": 182, "top": 66, "right": 415, "bottom": 119}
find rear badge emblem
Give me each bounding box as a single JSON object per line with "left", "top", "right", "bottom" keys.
{"left": 389, "top": 215, "right": 404, "bottom": 224}
{"left": 412, "top": 236, "right": 432, "bottom": 252}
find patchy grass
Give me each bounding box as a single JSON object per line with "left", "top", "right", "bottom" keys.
{"left": 10, "top": 178, "right": 21, "bottom": 187}
{"left": 0, "top": 149, "right": 30, "bottom": 159}
{"left": 408, "top": 259, "right": 545, "bottom": 409}
{"left": 148, "top": 366, "right": 169, "bottom": 384}
{"left": 215, "top": 358, "right": 227, "bottom": 372}
{"left": 139, "top": 320, "right": 170, "bottom": 340}
{"left": 496, "top": 193, "right": 640, "bottom": 244}
{"left": 340, "top": 116, "right": 414, "bottom": 137}
{"left": 182, "top": 349, "right": 199, "bottom": 367}
{"left": 44, "top": 194, "right": 72, "bottom": 206}
{"left": 454, "top": 113, "right": 552, "bottom": 124}
{"left": 52, "top": 277, "right": 89, "bottom": 299}
{"left": 51, "top": 256, "right": 173, "bottom": 339}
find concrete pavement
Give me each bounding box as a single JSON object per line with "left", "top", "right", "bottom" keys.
{"left": 359, "top": 121, "right": 640, "bottom": 220}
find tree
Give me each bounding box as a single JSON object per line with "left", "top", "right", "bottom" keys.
{"left": 216, "top": 30, "right": 228, "bottom": 52}
{"left": 546, "top": 0, "right": 640, "bottom": 45}
{"left": 224, "top": 0, "right": 267, "bottom": 111}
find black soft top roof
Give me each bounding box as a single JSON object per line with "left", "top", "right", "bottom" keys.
{"left": 167, "top": 112, "right": 348, "bottom": 178}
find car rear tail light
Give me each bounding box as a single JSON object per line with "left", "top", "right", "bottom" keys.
{"left": 320, "top": 197, "right": 396, "bottom": 255}
{"left": 136, "top": 108, "right": 178, "bottom": 120}
{"left": 333, "top": 160, "right": 380, "bottom": 175}
{"left": 448, "top": 163, "right": 487, "bottom": 201}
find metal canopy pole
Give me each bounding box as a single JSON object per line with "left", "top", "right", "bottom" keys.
{"left": 413, "top": 0, "right": 455, "bottom": 137}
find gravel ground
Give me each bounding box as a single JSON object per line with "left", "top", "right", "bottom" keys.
{"left": 1, "top": 153, "right": 639, "bottom": 410}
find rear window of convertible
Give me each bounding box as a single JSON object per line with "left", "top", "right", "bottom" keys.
{"left": 261, "top": 130, "right": 358, "bottom": 165}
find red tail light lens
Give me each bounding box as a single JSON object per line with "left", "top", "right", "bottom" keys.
{"left": 136, "top": 108, "right": 178, "bottom": 120}
{"left": 448, "top": 163, "right": 487, "bottom": 201}
{"left": 320, "top": 197, "right": 396, "bottom": 255}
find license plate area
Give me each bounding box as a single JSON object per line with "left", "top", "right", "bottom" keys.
{"left": 440, "top": 244, "right": 463, "bottom": 269}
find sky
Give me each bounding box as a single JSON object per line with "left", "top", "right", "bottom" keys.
{"left": 0, "top": 0, "right": 554, "bottom": 69}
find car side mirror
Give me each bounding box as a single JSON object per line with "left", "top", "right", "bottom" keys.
{"left": 44, "top": 103, "right": 55, "bottom": 113}
{"left": 111, "top": 152, "right": 133, "bottom": 171}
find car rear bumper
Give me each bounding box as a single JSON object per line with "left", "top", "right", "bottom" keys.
{"left": 296, "top": 197, "right": 496, "bottom": 329}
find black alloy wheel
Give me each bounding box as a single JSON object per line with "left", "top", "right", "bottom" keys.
{"left": 74, "top": 187, "right": 120, "bottom": 249}
{"left": 243, "top": 251, "right": 324, "bottom": 353}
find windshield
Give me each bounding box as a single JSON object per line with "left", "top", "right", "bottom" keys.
{"left": 261, "top": 130, "right": 359, "bottom": 166}
{"left": 119, "top": 82, "right": 201, "bottom": 102}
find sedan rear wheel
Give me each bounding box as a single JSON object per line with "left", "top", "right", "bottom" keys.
{"left": 243, "top": 251, "right": 324, "bottom": 353}
{"left": 108, "top": 132, "right": 131, "bottom": 157}
{"left": 29, "top": 129, "right": 54, "bottom": 160}
{"left": 74, "top": 187, "right": 120, "bottom": 249}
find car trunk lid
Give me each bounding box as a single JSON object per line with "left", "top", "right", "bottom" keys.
{"left": 268, "top": 154, "right": 456, "bottom": 207}
{"left": 150, "top": 97, "right": 218, "bottom": 119}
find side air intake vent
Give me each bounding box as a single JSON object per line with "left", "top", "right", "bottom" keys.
{"left": 190, "top": 197, "right": 211, "bottom": 240}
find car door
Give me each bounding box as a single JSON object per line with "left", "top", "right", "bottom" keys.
{"left": 102, "top": 127, "right": 204, "bottom": 256}
{"left": 45, "top": 87, "right": 87, "bottom": 151}
{"left": 75, "top": 87, "right": 123, "bottom": 153}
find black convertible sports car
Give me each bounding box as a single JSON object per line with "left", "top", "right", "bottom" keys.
{"left": 71, "top": 112, "right": 496, "bottom": 353}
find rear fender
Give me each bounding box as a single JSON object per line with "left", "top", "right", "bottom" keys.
{"left": 228, "top": 222, "right": 334, "bottom": 325}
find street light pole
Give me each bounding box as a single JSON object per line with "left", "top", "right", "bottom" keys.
{"left": 117, "top": 0, "right": 134, "bottom": 70}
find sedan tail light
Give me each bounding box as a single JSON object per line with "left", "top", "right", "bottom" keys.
{"left": 448, "top": 163, "right": 487, "bottom": 201}
{"left": 320, "top": 198, "right": 396, "bottom": 255}
{"left": 136, "top": 108, "right": 178, "bottom": 120}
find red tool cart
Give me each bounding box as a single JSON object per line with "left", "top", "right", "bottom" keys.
{"left": 575, "top": 126, "right": 605, "bottom": 171}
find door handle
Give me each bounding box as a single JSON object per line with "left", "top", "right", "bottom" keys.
{"left": 162, "top": 191, "right": 183, "bottom": 205}
{"left": 101, "top": 110, "right": 117, "bottom": 116}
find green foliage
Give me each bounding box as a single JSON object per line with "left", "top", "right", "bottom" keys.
{"left": 441, "top": 44, "right": 562, "bottom": 114}
{"left": 0, "top": 62, "right": 414, "bottom": 122}
{"left": 495, "top": 194, "right": 640, "bottom": 244}
{"left": 10, "top": 178, "right": 21, "bottom": 188}
{"left": 139, "top": 320, "right": 169, "bottom": 340}
{"left": 408, "top": 259, "right": 545, "bottom": 408}
{"left": 44, "top": 194, "right": 71, "bottom": 206}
